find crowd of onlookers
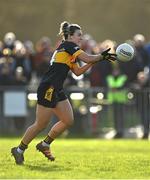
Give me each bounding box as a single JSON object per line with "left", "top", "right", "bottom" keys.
{"left": 0, "top": 32, "right": 150, "bottom": 138}
{"left": 0, "top": 32, "right": 54, "bottom": 87}
{"left": 0, "top": 31, "right": 150, "bottom": 88}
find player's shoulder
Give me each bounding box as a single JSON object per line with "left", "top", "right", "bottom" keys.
{"left": 66, "top": 41, "right": 81, "bottom": 52}
{"left": 61, "top": 41, "right": 78, "bottom": 48}
{"left": 57, "top": 40, "right": 81, "bottom": 55}
{"left": 62, "top": 40, "right": 75, "bottom": 45}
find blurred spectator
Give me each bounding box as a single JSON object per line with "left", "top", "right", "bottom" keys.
{"left": 106, "top": 66, "right": 128, "bottom": 138}
{"left": 0, "top": 41, "right": 4, "bottom": 57}
{"left": 120, "top": 34, "right": 150, "bottom": 86}
{"left": 81, "top": 34, "right": 96, "bottom": 54}
{"left": 12, "top": 66, "right": 27, "bottom": 86}
{"left": 0, "top": 48, "right": 15, "bottom": 85}
{"left": 144, "top": 40, "right": 150, "bottom": 58}
{"left": 23, "top": 40, "right": 35, "bottom": 80}
{"left": 131, "top": 71, "right": 150, "bottom": 139}
{"left": 144, "top": 41, "right": 150, "bottom": 79}
{"left": 13, "top": 41, "right": 32, "bottom": 82}
{"left": 33, "top": 36, "right": 54, "bottom": 78}
{"left": 133, "top": 34, "right": 150, "bottom": 70}
{"left": 90, "top": 39, "right": 115, "bottom": 87}
{"left": 3, "top": 32, "right": 16, "bottom": 51}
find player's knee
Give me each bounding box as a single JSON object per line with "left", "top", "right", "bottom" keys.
{"left": 34, "top": 121, "right": 47, "bottom": 131}
{"left": 66, "top": 118, "right": 74, "bottom": 127}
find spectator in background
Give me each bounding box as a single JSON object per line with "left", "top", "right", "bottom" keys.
{"left": 90, "top": 39, "right": 115, "bottom": 87}
{"left": 120, "top": 34, "right": 150, "bottom": 86}
{"left": 81, "top": 34, "right": 96, "bottom": 54}
{"left": 0, "top": 41, "right": 4, "bottom": 57}
{"left": 0, "top": 48, "right": 14, "bottom": 85}
{"left": 3, "top": 32, "right": 16, "bottom": 51}
{"left": 106, "top": 66, "right": 128, "bottom": 138}
{"left": 13, "top": 41, "right": 32, "bottom": 82}
{"left": 33, "top": 36, "right": 54, "bottom": 78}
{"left": 23, "top": 40, "right": 35, "bottom": 81}
{"left": 144, "top": 39, "right": 150, "bottom": 58}
{"left": 144, "top": 40, "right": 150, "bottom": 80}
{"left": 12, "top": 66, "right": 27, "bottom": 86}
{"left": 132, "top": 71, "right": 150, "bottom": 139}
{"left": 133, "top": 34, "right": 150, "bottom": 71}
{"left": 89, "top": 41, "right": 102, "bottom": 87}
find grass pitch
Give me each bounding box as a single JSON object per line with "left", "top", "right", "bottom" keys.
{"left": 0, "top": 138, "right": 150, "bottom": 179}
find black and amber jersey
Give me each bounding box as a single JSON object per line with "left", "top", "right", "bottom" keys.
{"left": 40, "top": 41, "right": 83, "bottom": 89}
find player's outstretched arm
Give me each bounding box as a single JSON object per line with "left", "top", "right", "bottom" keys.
{"left": 78, "top": 48, "right": 117, "bottom": 64}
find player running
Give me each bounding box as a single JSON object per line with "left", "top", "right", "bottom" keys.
{"left": 11, "top": 21, "right": 116, "bottom": 164}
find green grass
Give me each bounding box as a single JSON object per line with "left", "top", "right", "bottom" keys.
{"left": 0, "top": 138, "right": 150, "bottom": 179}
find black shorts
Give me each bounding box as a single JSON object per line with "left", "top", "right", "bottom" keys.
{"left": 37, "top": 84, "right": 67, "bottom": 108}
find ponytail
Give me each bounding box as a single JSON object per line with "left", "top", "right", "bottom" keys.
{"left": 58, "top": 21, "right": 70, "bottom": 40}
{"left": 58, "top": 21, "right": 81, "bottom": 40}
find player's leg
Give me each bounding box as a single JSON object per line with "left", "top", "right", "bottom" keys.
{"left": 36, "top": 99, "right": 74, "bottom": 160}
{"left": 48, "top": 99, "right": 74, "bottom": 138}
{"left": 21, "top": 104, "right": 54, "bottom": 144}
{"left": 11, "top": 104, "right": 53, "bottom": 164}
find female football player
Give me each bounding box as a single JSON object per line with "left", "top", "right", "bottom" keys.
{"left": 11, "top": 21, "right": 116, "bottom": 164}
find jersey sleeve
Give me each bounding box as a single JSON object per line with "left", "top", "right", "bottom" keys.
{"left": 65, "top": 42, "right": 84, "bottom": 62}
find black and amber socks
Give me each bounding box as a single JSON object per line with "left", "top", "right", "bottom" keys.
{"left": 17, "top": 141, "right": 28, "bottom": 154}
{"left": 42, "top": 135, "right": 54, "bottom": 147}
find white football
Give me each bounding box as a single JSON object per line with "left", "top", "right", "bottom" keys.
{"left": 116, "top": 43, "right": 134, "bottom": 62}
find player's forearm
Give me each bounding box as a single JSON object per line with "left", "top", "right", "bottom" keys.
{"left": 86, "top": 54, "right": 102, "bottom": 63}
{"left": 78, "top": 63, "right": 93, "bottom": 75}
{"left": 78, "top": 52, "right": 102, "bottom": 64}
{"left": 71, "top": 63, "right": 93, "bottom": 76}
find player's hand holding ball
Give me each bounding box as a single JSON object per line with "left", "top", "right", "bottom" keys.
{"left": 116, "top": 43, "right": 135, "bottom": 62}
